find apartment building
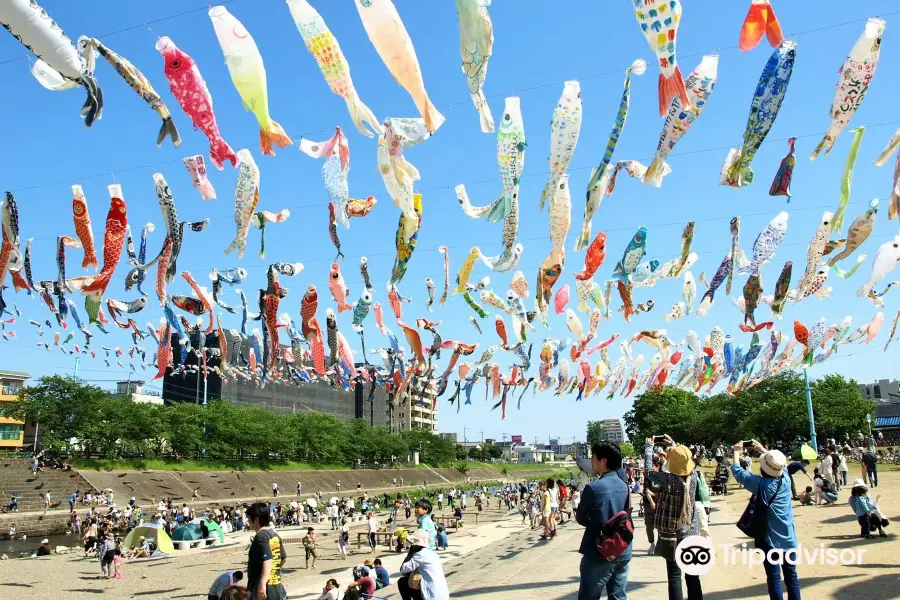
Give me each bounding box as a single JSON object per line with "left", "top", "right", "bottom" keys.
{"left": 0, "top": 370, "right": 29, "bottom": 449}
{"left": 390, "top": 373, "right": 439, "bottom": 434}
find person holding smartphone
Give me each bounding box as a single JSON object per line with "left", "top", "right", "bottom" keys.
{"left": 731, "top": 440, "right": 800, "bottom": 600}
{"left": 643, "top": 435, "right": 704, "bottom": 600}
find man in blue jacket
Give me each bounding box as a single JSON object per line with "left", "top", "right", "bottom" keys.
{"left": 576, "top": 441, "right": 632, "bottom": 600}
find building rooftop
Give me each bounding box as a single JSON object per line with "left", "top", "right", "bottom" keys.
{"left": 0, "top": 370, "right": 30, "bottom": 380}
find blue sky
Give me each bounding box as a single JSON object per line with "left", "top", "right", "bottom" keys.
{"left": 2, "top": 0, "right": 900, "bottom": 444}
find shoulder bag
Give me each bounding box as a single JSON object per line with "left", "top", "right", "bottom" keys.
{"left": 594, "top": 486, "right": 634, "bottom": 561}
{"left": 737, "top": 476, "right": 782, "bottom": 544}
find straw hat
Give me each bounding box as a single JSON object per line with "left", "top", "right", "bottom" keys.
{"left": 760, "top": 450, "right": 787, "bottom": 477}
{"left": 852, "top": 478, "right": 868, "bottom": 490}
{"left": 666, "top": 445, "right": 695, "bottom": 476}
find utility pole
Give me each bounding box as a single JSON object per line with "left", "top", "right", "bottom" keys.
{"left": 479, "top": 429, "right": 484, "bottom": 444}
{"left": 804, "top": 369, "right": 818, "bottom": 451}
{"left": 463, "top": 426, "right": 468, "bottom": 444}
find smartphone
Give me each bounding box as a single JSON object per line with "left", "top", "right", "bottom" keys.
{"left": 741, "top": 440, "right": 755, "bottom": 448}
{"left": 653, "top": 436, "right": 667, "bottom": 444}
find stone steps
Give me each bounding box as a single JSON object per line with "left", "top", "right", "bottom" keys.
{"left": 0, "top": 460, "right": 93, "bottom": 514}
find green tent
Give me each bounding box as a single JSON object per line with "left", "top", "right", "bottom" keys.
{"left": 191, "top": 517, "right": 225, "bottom": 544}
{"left": 171, "top": 523, "right": 202, "bottom": 542}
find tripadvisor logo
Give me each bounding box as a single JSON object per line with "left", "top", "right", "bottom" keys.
{"left": 675, "top": 536, "right": 866, "bottom": 575}
{"left": 675, "top": 536, "right": 715, "bottom": 576}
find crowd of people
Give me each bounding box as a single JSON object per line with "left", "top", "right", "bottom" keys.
{"left": 574, "top": 433, "right": 892, "bottom": 600}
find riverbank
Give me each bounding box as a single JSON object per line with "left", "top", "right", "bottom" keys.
{"left": 0, "top": 459, "right": 568, "bottom": 536}
{"left": 0, "top": 487, "right": 530, "bottom": 598}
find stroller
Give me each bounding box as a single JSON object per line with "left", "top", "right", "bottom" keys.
{"left": 709, "top": 461, "right": 730, "bottom": 496}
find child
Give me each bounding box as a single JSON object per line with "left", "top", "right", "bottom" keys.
{"left": 112, "top": 547, "right": 124, "bottom": 579}
{"left": 436, "top": 525, "right": 449, "bottom": 550}
{"left": 393, "top": 526, "right": 408, "bottom": 553}
{"left": 337, "top": 518, "right": 350, "bottom": 560}
{"left": 813, "top": 469, "right": 836, "bottom": 505}
{"left": 530, "top": 494, "right": 541, "bottom": 530}
{"left": 849, "top": 480, "right": 887, "bottom": 538}
{"left": 798, "top": 486, "right": 813, "bottom": 506}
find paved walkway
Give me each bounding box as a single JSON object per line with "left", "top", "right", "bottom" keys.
{"left": 282, "top": 496, "right": 713, "bottom": 600}
{"left": 284, "top": 489, "right": 894, "bottom": 600}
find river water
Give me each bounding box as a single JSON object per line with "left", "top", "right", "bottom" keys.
{"left": 0, "top": 533, "right": 79, "bottom": 557}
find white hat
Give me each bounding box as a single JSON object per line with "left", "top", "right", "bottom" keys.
{"left": 41, "top": 539, "right": 49, "bottom": 544}
{"left": 405, "top": 529, "right": 431, "bottom": 547}
{"left": 852, "top": 479, "right": 868, "bottom": 490}
{"left": 760, "top": 450, "right": 786, "bottom": 477}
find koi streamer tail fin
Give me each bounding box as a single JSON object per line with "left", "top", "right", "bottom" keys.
{"left": 831, "top": 254, "right": 867, "bottom": 279}
{"left": 224, "top": 235, "right": 246, "bottom": 259}
{"left": 79, "top": 75, "right": 104, "bottom": 128}
{"left": 810, "top": 134, "right": 836, "bottom": 161}
{"left": 157, "top": 116, "right": 182, "bottom": 148}
{"left": 259, "top": 120, "right": 293, "bottom": 157}
{"left": 644, "top": 156, "right": 668, "bottom": 188}
{"left": 472, "top": 89, "right": 495, "bottom": 133}
{"left": 344, "top": 93, "right": 382, "bottom": 138}
{"left": 539, "top": 174, "right": 559, "bottom": 211}
{"left": 574, "top": 184, "right": 604, "bottom": 251}
{"left": 724, "top": 147, "right": 753, "bottom": 187}
{"left": 740, "top": 2, "right": 783, "bottom": 51}
{"left": 420, "top": 96, "right": 446, "bottom": 134}
{"left": 658, "top": 66, "right": 689, "bottom": 117}
{"left": 479, "top": 243, "right": 523, "bottom": 273}
{"left": 873, "top": 128, "right": 900, "bottom": 167}
{"left": 209, "top": 136, "right": 239, "bottom": 170}
{"left": 486, "top": 192, "right": 512, "bottom": 223}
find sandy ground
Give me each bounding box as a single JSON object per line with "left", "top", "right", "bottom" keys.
{"left": 0, "top": 473, "right": 897, "bottom": 599}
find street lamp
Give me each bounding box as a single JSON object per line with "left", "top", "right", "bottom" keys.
{"left": 866, "top": 413, "right": 872, "bottom": 436}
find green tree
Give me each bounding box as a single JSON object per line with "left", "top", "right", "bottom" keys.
{"left": 619, "top": 441, "right": 635, "bottom": 458}
{"left": 811, "top": 374, "right": 875, "bottom": 441}
{"left": 455, "top": 444, "right": 468, "bottom": 460}
{"left": 623, "top": 386, "right": 701, "bottom": 444}
{"left": 0, "top": 376, "right": 108, "bottom": 455}
{"left": 586, "top": 421, "right": 604, "bottom": 447}
{"left": 483, "top": 442, "right": 501, "bottom": 460}
{"left": 401, "top": 429, "right": 455, "bottom": 466}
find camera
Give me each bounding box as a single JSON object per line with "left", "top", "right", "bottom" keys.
{"left": 679, "top": 545, "right": 712, "bottom": 566}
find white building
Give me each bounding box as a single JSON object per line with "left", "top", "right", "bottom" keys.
{"left": 513, "top": 444, "right": 555, "bottom": 463}
{"left": 390, "top": 374, "right": 439, "bottom": 433}
{"left": 600, "top": 419, "right": 625, "bottom": 444}
{"left": 859, "top": 379, "right": 900, "bottom": 402}
{"left": 115, "top": 380, "right": 164, "bottom": 405}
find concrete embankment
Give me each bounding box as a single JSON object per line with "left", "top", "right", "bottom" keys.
{"left": 2, "top": 460, "right": 564, "bottom": 536}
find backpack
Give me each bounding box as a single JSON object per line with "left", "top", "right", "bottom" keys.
{"left": 737, "top": 476, "right": 782, "bottom": 544}
{"left": 594, "top": 487, "right": 634, "bottom": 561}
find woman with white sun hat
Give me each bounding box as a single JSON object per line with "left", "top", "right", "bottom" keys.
{"left": 731, "top": 440, "right": 800, "bottom": 600}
